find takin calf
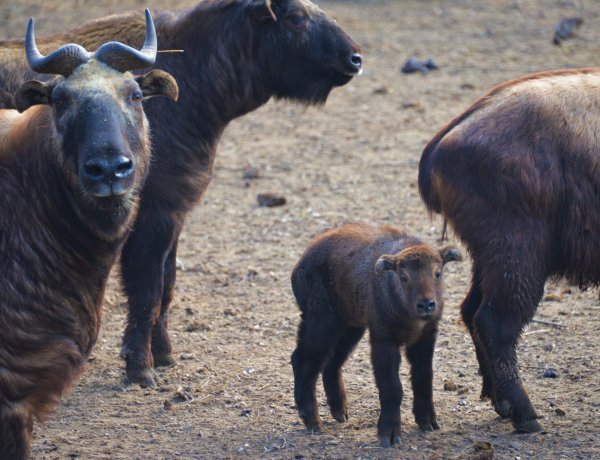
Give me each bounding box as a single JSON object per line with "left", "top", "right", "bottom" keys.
{"left": 0, "top": 12, "right": 177, "bottom": 458}
{"left": 0, "top": 0, "right": 363, "bottom": 387}
{"left": 418, "top": 68, "right": 600, "bottom": 433}
{"left": 291, "top": 223, "right": 462, "bottom": 446}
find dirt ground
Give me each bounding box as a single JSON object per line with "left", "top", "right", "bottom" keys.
{"left": 2, "top": 0, "right": 600, "bottom": 458}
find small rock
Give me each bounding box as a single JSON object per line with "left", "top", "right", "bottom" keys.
{"left": 240, "top": 408, "right": 252, "bottom": 417}
{"left": 444, "top": 379, "right": 458, "bottom": 391}
{"left": 543, "top": 293, "right": 562, "bottom": 302}
{"left": 543, "top": 368, "right": 559, "bottom": 379}
{"left": 373, "top": 86, "right": 391, "bottom": 95}
{"left": 401, "top": 56, "right": 439, "bottom": 74}
{"left": 163, "top": 400, "right": 173, "bottom": 411}
{"left": 544, "top": 343, "right": 554, "bottom": 352}
{"left": 553, "top": 17, "right": 583, "bottom": 45}
{"left": 555, "top": 408, "right": 566, "bottom": 416}
{"left": 243, "top": 164, "right": 260, "bottom": 180}
{"left": 173, "top": 386, "right": 194, "bottom": 402}
{"left": 257, "top": 193, "right": 286, "bottom": 207}
{"left": 458, "top": 371, "right": 466, "bottom": 377}
{"left": 457, "top": 387, "right": 469, "bottom": 395}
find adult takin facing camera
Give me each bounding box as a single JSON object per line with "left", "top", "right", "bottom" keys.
{"left": 0, "top": 0, "right": 363, "bottom": 388}
{"left": 291, "top": 223, "right": 462, "bottom": 447}
{"left": 0, "top": 11, "right": 178, "bottom": 459}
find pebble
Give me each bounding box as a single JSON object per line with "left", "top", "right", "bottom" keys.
{"left": 543, "top": 368, "right": 559, "bottom": 378}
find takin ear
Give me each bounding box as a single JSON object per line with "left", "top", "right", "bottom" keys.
{"left": 135, "top": 70, "right": 179, "bottom": 101}
{"left": 15, "top": 80, "right": 52, "bottom": 113}
{"left": 249, "top": 0, "right": 286, "bottom": 22}
{"left": 439, "top": 246, "right": 463, "bottom": 264}
{"left": 375, "top": 255, "right": 396, "bottom": 274}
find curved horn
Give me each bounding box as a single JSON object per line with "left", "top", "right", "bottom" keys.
{"left": 25, "top": 18, "right": 91, "bottom": 76}
{"left": 94, "top": 9, "right": 157, "bottom": 72}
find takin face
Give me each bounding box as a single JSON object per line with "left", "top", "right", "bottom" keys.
{"left": 15, "top": 62, "right": 178, "bottom": 231}
{"left": 250, "top": 0, "right": 362, "bottom": 103}
{"left": 375, "top": 245, "right": 463, "bottom": 322}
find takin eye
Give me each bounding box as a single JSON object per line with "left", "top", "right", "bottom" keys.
{"left": 399, "top": 272, "right": 410, "bottom": 284}
{"left": 131, "top": 91, "right": 143, "bottom": 103}
{"left": 286, "top": 12, "right": 307, "bottom": 27}
{"left": 435, "top": 271, "right": 442, "bottom": 280}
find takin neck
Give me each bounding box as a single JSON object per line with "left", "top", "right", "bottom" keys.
{"left": 1, "top": 107, "right": 133, "bottom": 354}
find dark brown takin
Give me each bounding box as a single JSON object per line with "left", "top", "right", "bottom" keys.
{"left": 290, "top": 223, "right": 462, "bottom": 447}
{"left": 419, "top": 68, "right": 600, "bottom": 433}
{"left": 0, "top": 11, "right": 178, "bottom": 459}
{"left": 0, "top": 0, "right": 363, "bottom": 388}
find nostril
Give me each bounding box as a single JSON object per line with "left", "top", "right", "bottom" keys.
{"left": 426, "top": 300, "right": 436, "bottom": 310}
{"left": 83, "top": 160, "right": 107, "bottom": 180}
{"left": 114, "top": 158, "right": 134, "bottom": 179}
{"left": 350, "top": 53, "right": 362, "bottom": 69}
{"left": 417, "top": 300, "right": 436, "bottom": 313}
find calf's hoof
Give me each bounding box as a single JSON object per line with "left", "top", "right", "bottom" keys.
{"left": 127, "top": 366, "right": 158, "bottom": 388}
{"left": 513, "top": 418, "right": 543, "bottom": 433}
{"left": 153, "top": 352, "right": 177, "bottom": 368}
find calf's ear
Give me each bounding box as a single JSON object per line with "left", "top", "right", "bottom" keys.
{"left": 439, "top": 246, "right": 463, "bottom": 264}
{"left": 135, "top": 70, "right": 179, "bottom": 101}
{"left": 375, "top": 255, "right": 396, "bottom": 274}
{"left": 15, "top": 80, "right": 52, "bottom": 112}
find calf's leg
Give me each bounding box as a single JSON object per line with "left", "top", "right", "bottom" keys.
{"left": 371, "top": 339, "right": 402, "bottom": 447}
{"left": 406, "top": 327, "right": 439, "bottom": 431}
{"left": 322, "top": 326, "right": 365, "bottom": 423}
{"left": 292, "top": 310, "right": 341, "bottom": 431}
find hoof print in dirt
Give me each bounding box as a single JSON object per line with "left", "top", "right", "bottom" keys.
{"left": 257, "top": 193, "right": 286, "bottom": 207}
{"left": 401, "top": 56, "right": 439, "bottom": 74}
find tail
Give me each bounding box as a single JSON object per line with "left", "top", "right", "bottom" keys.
{"left": 418, "top": 94, "right": 488, "bottom": 215}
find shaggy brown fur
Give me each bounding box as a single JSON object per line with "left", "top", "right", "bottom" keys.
{"left": 291, "top": 223, "right": 461, "bottom": 446}
{"left": 418, "top": 68, "right": 600, "bottom": 433}
{"left": 0, "top": 0, "right": 362, "bottom": 387}
{"left": 0, "top": 60, "right": 177, "bottom": 458}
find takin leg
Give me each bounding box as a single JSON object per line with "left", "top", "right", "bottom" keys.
{"left": 120, "top": 212, "right": 177, "bottom": 387}
{"left": 0, "top": 403, "right": 33, "bottom": 460}
{"left": 371, "top": 339, "right": 402, "bottom": 447}
{"left": 291, "top": 310, "right": 341, "bottom": 432}
{"left": 406, "top": 326, "right": 440, "bottom": 432}
{"left": 474, "top": 270, "right": 546, "bottom": 433}
{"left": 322, "top": 326, "right": 365, "bottom": 423}
{"left": 460, "top": 268, "right": 508, "bottom": 417}
{"left": 151, "top": 238, "right": 180, "bottom": 367}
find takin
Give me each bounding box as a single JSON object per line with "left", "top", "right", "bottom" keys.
{"left": 290, "top": 223, "right": 462, "bottom": 446}
{"left": 0, "top": 12, "right": 178, "bottom": 458}
{"left": 0, "top": 0, "right": 363, "bottom": 388}
{"left": 418, "top": 68, "right": 600, "bottom": 433}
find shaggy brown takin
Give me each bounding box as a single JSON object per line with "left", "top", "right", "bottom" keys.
{"left": 0, "top": 12, "right": 178, "bottom": 458}
{"left": 0, "top": 0, "right": 363, "bottom": 387}
{"left": 418, "top": 68, "right": 600, "bottom": 433}
{"left": 291, "top": 223, "right": 462, "bottom": 446}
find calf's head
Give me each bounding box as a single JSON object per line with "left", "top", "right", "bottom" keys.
{"left": 15, "top": 10, "right": 178, "bottom": 215}
{"left": 249, "top": 0, "right": 362, "bottom": 103}
{"left": 375, "top": 245, "right": 462, "bottom": 320}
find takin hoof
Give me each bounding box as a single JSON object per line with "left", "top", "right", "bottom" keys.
{"left": 380, "top": 435, "right": 402, "bottom": 448}
{"left": 330, "top": 407, "right": 348, "bottom": 423}
{"left": 126, "top": 366, "right": 158, "bottom": 388}
{"left": 153, "top": 352, "right": 177, "bottom": 368}
{"left": 513, "top": 418, "right": 543, "bottom": 433}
